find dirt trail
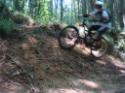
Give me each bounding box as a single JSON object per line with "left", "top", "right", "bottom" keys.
{"left": 0, "top": 25, "right": 125, "bottom": 93}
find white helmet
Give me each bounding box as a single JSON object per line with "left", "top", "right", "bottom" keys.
{"left": 95, "top": 0, "right": 104, "bottom": 6}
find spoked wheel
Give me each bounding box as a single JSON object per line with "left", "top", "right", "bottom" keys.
{"left": 91, "top": 38, "right": 108, "bottom": 58}
{"left": 58, "top": 26, "right": 79, "bottom": 49}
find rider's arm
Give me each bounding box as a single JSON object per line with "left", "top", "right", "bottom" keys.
{"left": 102, "top": 11, "right": 110, "bottom": 21}
{"left": 83, "top": 13, "right": 95, "bottom": 19}
{"left": 87, "top": 10, "right": 97, "bottom": 19}
{"left": 88, "top": 14, "right": 96, "bottom": 19}
{"left": 82, "top": 10, "right": 96, "bottom": 18}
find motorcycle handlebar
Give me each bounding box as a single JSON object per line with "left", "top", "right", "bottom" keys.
{"left": 78, "top": 14, "right": 89, "bottom": 18}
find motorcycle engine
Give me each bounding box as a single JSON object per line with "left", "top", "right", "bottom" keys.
{"left": 77, "top": 25, "right": 88, "bottom": 38}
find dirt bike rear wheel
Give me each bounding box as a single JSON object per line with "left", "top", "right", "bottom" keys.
{"left": 58, "top": 26, "right": 79, "bottom": 49}
{"left": 91, "top": 38, "right": 108, "bottom": 58}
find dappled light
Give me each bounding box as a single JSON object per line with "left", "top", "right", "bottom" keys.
{"left": 96, "top": 60, "right": 107, "bottom": 65}
{"left": 119, "top": 70, "right": 125, "bottom": 74}
{"left": 0, "top": 30, "right": 124, "bottom": 93}
{"left": 0, "top": 0, "right": 125, "bottom": 93}
{"left": 99, "top": 56, "right": 125, "bottom": 69}
{"left": 28, "top": 36, "right": 38, "bottom": 44}
{"left": 47, "top": 88, "right": 94, "bottom": 93}
{"left": 78, "top": 79, "right": 100, "bottom": 89}
{"left": 72, "top": 79, "right": 100, "bottom": 89}
{"left": 0, "top": 76, "right": 29, "bottom": 93}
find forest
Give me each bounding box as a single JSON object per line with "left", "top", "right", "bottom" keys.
{"left": 0, "top": 0, "right": 125, "bottom": 93}
{"left": 1, "top": 0, "right": 125, "bottom": 28}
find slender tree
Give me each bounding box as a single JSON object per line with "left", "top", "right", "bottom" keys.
{"left": 60, "top": 0, "right": 63, "bottom": 21}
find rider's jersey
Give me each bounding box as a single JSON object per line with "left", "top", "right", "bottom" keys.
{"left": 89, "top": 9, "right": 112, "bottom": 28}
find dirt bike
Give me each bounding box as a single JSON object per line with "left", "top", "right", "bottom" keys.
{"left": 58, "top": 18, "right": 114, "bottom": 57}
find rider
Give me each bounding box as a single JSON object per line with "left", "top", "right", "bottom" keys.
{"left": 83, "top": 0, "right": 112, "bottom": 40}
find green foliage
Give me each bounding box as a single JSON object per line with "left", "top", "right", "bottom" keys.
{"left": 0, "top": 0, "right": 124, "bottom": 30}
{"left": 11, "top": 11, "right": 33, "bottom": 25}
{"left": 34, "top": 0, "right": 50, "bottom": 24}
{"left": 117, "top": 35, "right": 125, "bottom": 50}
{"left": 0, "top": 17, "right": 15, "bottom": 35}
{"left": 13, "top": 0, "right": 25, "bottom": 12}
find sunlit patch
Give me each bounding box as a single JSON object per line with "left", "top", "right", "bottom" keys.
{"left": 108, "top": 56, "right": 125, "bottom": 69}
{"left": 21, "top": 43, "right": 29, "bottom": 50}
{"left": 72, "top": 79, "right": 100, "bottom": 89}
{"left": 79, "top": 79, "right": 100, "bottom": 89}
{"left": 28, "top": 36, "right": 38, "bottom": 44}
{"left": 119, "top": 70, "right": 125, "bottom": 74}
{"left": 47, "top": 88, "right": 94, "bottom": 93}
{"left": 0, "top": 79, "right": 28, "bottom": 93}
{"left": 96, "top": 60, "right": 107, "bottom": 65}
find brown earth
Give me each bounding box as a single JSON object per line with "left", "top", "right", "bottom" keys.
{"left": 0, "top": 25, "right": 125, "bottom": 93}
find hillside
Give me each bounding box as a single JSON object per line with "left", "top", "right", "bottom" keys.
{"left": 0, "top": 25, "right": 125, "bottom": 93}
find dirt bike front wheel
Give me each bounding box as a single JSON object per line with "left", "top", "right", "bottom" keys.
{"left": 58, "top": 26, "right": 79, "bottom": 49}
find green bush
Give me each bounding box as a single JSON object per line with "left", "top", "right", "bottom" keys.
{"left": 0, "top": 17, "right": 15, "bottom": 37}
{"left": 12, "top": 12, "right": 27, "bottom": 24}
{"left": 11, "top": 12, "right": 34, "bottom": 25}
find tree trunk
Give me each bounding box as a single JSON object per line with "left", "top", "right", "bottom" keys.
{"left": 123, "top": 14, "right": 125, "bottom": 31}
{"left": 77, "top": 0, "right": 80, "bottom": 21}
{"left": 60, "top": 0, "right": 63, "bottom": 21}
{"left": 49, "top": 0, "right": 53, "bottom": 16}
{"left": 119, "top": 0, "right": 124, "bottom": 28}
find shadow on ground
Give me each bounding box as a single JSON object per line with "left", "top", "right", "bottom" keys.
{"left": 0, "top": 26, "right": 125, "bottom": 93}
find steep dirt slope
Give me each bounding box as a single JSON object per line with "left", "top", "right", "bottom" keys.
{"left": 0, "top": 25, "right": 125, "bottom": 93}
